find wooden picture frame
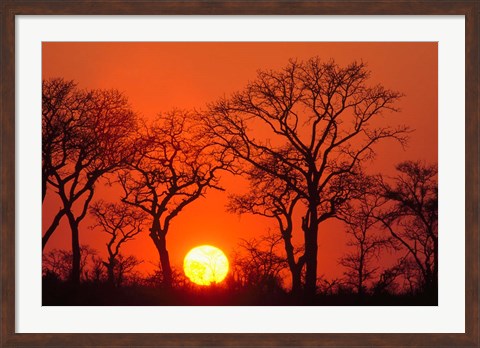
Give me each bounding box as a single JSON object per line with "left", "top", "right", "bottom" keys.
{"left": 1, "top": 1, "right": 478, "bottom": 346}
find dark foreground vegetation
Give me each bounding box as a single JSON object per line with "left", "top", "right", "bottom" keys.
{"left": 43, "top": 277, "right": 437, "bottom": 306}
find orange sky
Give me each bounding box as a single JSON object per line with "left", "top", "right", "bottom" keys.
{"left": 42, "top": 42, "right": 437, "bottom": 282}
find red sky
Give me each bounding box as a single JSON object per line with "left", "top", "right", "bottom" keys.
{"left": 42, "top": 42, "right": 437, "bottom": 282}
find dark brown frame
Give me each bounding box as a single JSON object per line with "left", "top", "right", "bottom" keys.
{"left": 1, "top": 1, "right": 478, "bottom": 346}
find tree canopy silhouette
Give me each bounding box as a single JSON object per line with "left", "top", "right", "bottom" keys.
{"left": 231, "top": 231, "right": 289, "bottom": 294}
{"left": 89, "top": 200, "right": 145, "bottom": 286}
{"left": 205, "top": 57, "right": 409, "bottom": 297}
{"left": 336, "top": 182, "right": 393, "bottom": 298}
{"left": 42, "top": 78, "right": 137, "bottom": 284}
{"left": 119, "top": 110, "right": 232, "bottom": 286}
{"left": 228, "top": 168, "right": 305, "bottom": 294}
{"left": 377, "top": 161, "right": 438, "bottom": 295}
{"left": 42, "top": 245, "right": 98, "bottom": 282}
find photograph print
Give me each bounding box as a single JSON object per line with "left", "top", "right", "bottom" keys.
{"left": 42, "top": 42, "right": 438, "bottom": 306}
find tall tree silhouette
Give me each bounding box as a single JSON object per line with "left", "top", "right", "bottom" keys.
{"left": 42, "top": 78, "right": 137, "bottom": 284}
{"left": 205, "top": 57, "right": 408, "bottom": 297}
{"left": 42, "top": 79, "right": 77, "bottom": 203}
{"left": 228, "top": 166, "right": 305, "bottom": 295}
{"left": 42, "top": 79, "right": 83, "bottom": 243}
{"left": 119, "top": 110, "right": 231, "bottom": 287}
{"left": 89, "top": 200, "right": 145, "bottom": 286}
{"left": 377, "top": 161, "right": 438, "bottom": 295}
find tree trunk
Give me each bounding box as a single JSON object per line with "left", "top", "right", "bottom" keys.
{"left": 304, "top": 229, "right": 318, "bottom": 299}
{"left": 106, "top": 262, "right": 115, "bottom": 287}
{"left": 42, "top": 209, "right": 65, "bottom": 250}
{"left": 424, "top": 274, "right": 437, "bottom": 304}
{"left": 301, "top": 202, "right": 319, "bottom": 300}
{"left": 42, "top": 170, "right": 47, "bottom": 203}
{"left": 117, "top": 273, "right": 124, "bottom": 288}
{"left": 150, "top": 225, "right": 172, "bottom": 287}
{"left": 66, "top": 212, "right": 81, "bottom": 285}
{"left": 291, "top": 265, "right": 303, "bottom": 296}
{"left": 358, "top": 255, "right": 364, "bottom": 300}
{"left": 433, "top": 236, "right": 438, "bottom": 295}
{"left": 283, "top": 233, "right": 303, "bottom": 296}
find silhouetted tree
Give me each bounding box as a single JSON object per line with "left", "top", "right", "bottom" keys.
{"left": 141, "top": 264, "right": 187, "bottom": 289}
{"left": 337, "top": 186, "right": 392, "bottom": 298}
{"left": 89, "top": 200, "right": 146, "bottom": 286}
{"left": 377, "top": 161, "right": 438, "bottom": 295}
{"left": 372, "top": 256, "right": 408, "bottom": 295}
{"left": 205, "top": 57, "right": 408, "bottom": 297}
{"left": 42, "top": 79, "right": 76, "bottom": 203}
{"left": 42, "top": 78, "right": 137, "bottom": 284}
{"left": 88, "top": 255, "right": 106, "bottom": 284}
{"left": 42, "top": 245, "right": 98, "bottom": 282}
{"left": 42, "top": 79, "right": 85, "bottom": 247}
{"left": 119, "top": 110, "right": 231, "bottom": 287}
{"left": 112, "top": 254, "right": 143, "bottom": 287}
{"left": 232, "top": 231, "right": 289, "bottom": 294}
{"left": 228, "top": 168, "right": 305, "bottom": 294}
{"left": 317, "top": 277, "right": 342, "bottom": 296}
{"left": 43, "top": 248, "right": 73, "bottom": 281}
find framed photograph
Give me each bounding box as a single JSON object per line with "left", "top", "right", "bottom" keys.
{"left": 1, "top": 1, "right": 478, "bottom": 347}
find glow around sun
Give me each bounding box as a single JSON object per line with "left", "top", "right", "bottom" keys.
{"left": 183, "top": 245, "right": 229, "bottom": 286}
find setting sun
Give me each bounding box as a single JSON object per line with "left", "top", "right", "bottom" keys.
{"left": 183, "top": 245, "right": 229, "bottom": 286}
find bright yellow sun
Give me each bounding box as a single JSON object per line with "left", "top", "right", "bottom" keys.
{"left": 183, "top": 245, "right": 229, "bottom": 286}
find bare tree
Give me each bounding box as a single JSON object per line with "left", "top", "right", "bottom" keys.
{"left": 42, "top": 79, "right": 77, "bottom": 203}
{"left": 205, "top": 57, "right": 408, "bottom": 297}
{"left": 119, "top": 110, "right": 231, "bottom": 287}
{"left": 42, "top": 79, "right": 85, "bottom": 245}
{"left": 232, "top": 231, "right": 289, "bottom": 294}
{"left": 89, "top": 200, "right": 146, "bottom": 286}
{"left": 43, "top": 248, "right": 72, "bottom": 281}
{"left": 337, "top": 187, "right": 392, "bottom": 298}
{"left": 377, "top": 161, "right": 438, "bottom": 295}
{"left": 42, "top": 245, "right": 98, "bottom": 282}
{"left": 373, "top": 256, "right": 409, "bottom": 295}
{"left": 113, "top": 254, "right": 143, "bottom": 287}
{"left": 317, "top": 277, "right": 342, "bottom": 296}
{"left": 88, "top": 255, "right": 106, "bottom": 284}
{"left": 228, "top": 166, "right": 305, "bottom": 294}
{"left": 42, "top": 78, "right": 138, "bottom": 284}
